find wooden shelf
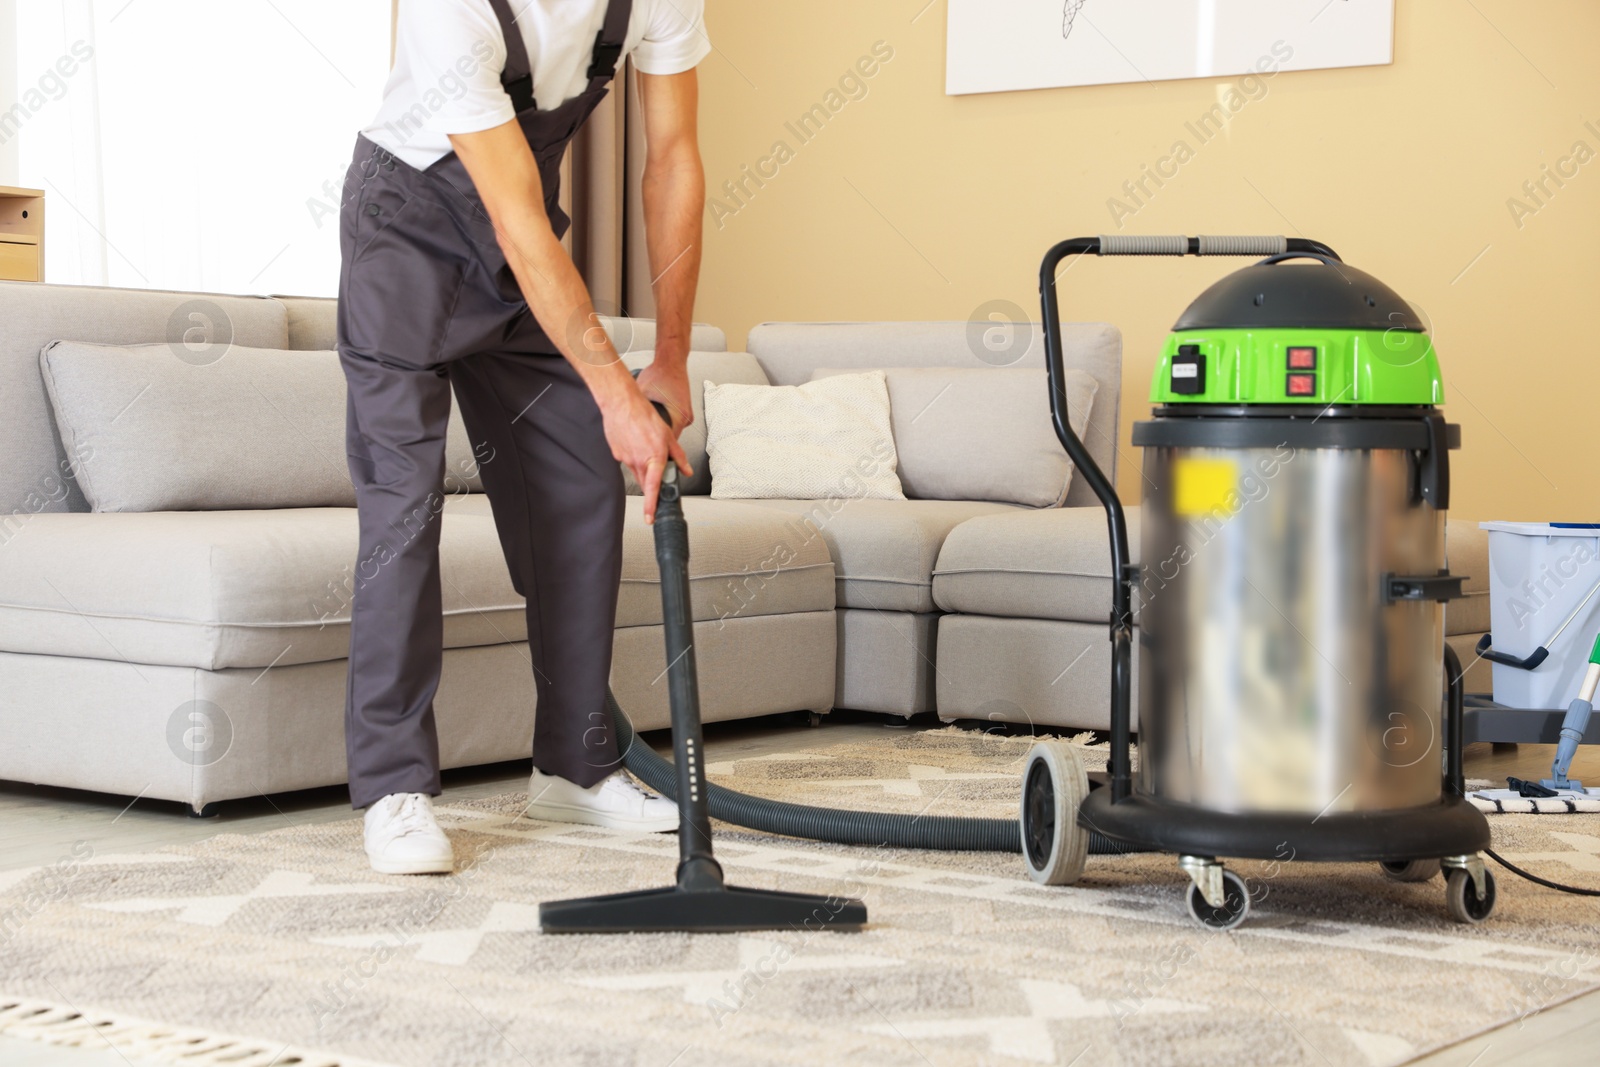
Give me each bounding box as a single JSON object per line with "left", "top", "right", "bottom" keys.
{"left": 0, "top": 187, "right": 45, "bottom": 282}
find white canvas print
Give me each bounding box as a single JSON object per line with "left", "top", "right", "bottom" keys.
{"left": 947, "top": 0, "right": 1395, "bottom": 96}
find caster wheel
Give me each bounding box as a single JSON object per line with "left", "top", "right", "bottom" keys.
{"left": 1445, "top": 868, "right": 1497, "bottom": 924}
{"left": 1186, "top": 870, "right": 1250, "bottom": 931}
{"left": 1380, "top": 858, "right": 1442, "bottom": 883}
{"left": 1020, "top": 742, "right": 1089, "bottom": 886}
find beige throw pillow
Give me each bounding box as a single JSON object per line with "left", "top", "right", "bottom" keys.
{"left": 704, "top": 371, "right": 905, "bottom": 501}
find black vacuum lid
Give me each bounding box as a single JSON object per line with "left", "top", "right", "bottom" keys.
{"left": 1172, "top": 254, "right": 1426, "bottom": 332}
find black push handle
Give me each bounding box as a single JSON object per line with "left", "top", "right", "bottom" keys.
{"left": 1445, "top": 643, "right": 1466, "bottom": 797}
{"left": 1039, "top": 234, "right": 1340, "bottom": 804}
{"left": 1257, "top": 251, "right": 1344, "bottom": 268}
{"left": 1094, "top": 234, "right": 1342, "bottom": 259}
{"left": 1474, "top": 633, "right": 1552, "bottom": 672}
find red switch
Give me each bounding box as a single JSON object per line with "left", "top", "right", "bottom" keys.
{"left": 1287, "top": 373, "right": 1316, "bottom": 396}
{"left": 1287, "top": 346, "right": 1317, "bottom": 370}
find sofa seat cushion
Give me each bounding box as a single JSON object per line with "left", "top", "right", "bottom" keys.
{"left": 0, "top": 495, "right": 834, "bottom": 671}
{"left": 934, "top": 506, "right": 1144, "bottom": 623}
{"left": 0, "top": 496, "right": 518, "bottom": 671}
{"left": 746, "top": 499, "right": 1017, "bottom": 613}
{"left": 616, "top": 497, "right": 835, "bottom": 626}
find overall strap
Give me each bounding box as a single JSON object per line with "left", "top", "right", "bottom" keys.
{"left": 584, "top": 0, "right": 634, "bottom": 92}
{"left": 484, "top": 0, "right": 537, "bottom": 112}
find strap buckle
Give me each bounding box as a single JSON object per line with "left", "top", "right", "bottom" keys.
{"left": 587, "top": 41, "right": 624, "bottom": 81}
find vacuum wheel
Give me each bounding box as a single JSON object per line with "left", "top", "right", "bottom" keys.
{"left": 1020, "top": 742, "right": 1089, "bottom": 886}
{"left": 1186, "top": 870, "right": 1251, "bottom": 931}
{"left": 1445, "top": 868, "right": 1497, "bottom": 924}
{"left": 1380, "top": 858, "right": 1442, "bottom": 883}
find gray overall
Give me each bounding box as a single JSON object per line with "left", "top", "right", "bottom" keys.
{"left": 336, "top": 0, "right": 634, "bottom": 808}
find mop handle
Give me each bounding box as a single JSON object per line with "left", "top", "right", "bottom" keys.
{"left": 1581, "top": 636, "right": 1600, "bottom": 704}
{"left": 1542, "top": 576, "right": 1600, "bottom": 652}
{"left": 1548, "top": 636, "right": 1600, "bottom": 788}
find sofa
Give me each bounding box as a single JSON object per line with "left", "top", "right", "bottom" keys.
{"left": 0, "top": 281, "right": 1492, "bottom": 814}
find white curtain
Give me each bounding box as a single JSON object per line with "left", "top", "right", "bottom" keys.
{"left": 16, "top": 0, "right": 391, "bottom": 296}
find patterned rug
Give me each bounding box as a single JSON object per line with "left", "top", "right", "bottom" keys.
{"left": 4, "top": 728, "right": 1600, "bottom": 1067}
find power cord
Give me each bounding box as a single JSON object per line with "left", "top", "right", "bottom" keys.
{"left": 1486, "top": 848, "right": 1600, "bottom": 897}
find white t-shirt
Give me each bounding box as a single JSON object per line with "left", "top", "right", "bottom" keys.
{"left": 368, "top": 0, "right": 710, "bottom": 170}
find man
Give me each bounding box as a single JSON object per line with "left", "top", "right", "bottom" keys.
{"left": 336, "top": 0, "right": 708, "bottom": 874}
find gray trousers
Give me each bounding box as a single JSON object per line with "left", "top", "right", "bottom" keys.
{"left": 340, "top": 346, "right": 625, "bottom": 808}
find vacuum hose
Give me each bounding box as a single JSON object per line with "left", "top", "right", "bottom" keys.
{"left": 606, "top": 690, "right": 1134, "bottom": 855}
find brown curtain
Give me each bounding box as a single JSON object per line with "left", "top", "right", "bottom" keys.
{"left": 564, "top": 64, "right": 654, "bottom": 321}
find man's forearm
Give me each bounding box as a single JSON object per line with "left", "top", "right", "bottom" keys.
{"left": 642, "top": 147, "right": 705, "bottom": 367}
{"left": 448, "top": 123, "right": 636, "bottom": 411}
{"left": 495, "top": 198, "right": 636, "bottom": 406}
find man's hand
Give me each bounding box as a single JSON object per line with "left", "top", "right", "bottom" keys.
{"left": 598, "top": 383, "right": 692, "bottom": 523}
{"left": 635, "top": 360, "right": 695, "bottom": 433}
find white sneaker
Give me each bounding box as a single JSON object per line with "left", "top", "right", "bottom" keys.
{"left": 363, "top": 793, "right": 454, "bottom": 875}
{"left": 524, "top": 769, "right": 679, "bottom": 832}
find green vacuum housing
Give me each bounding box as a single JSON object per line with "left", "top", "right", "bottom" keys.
{"left": 1149, "top": 256, "right": 1445, "bottom": 406}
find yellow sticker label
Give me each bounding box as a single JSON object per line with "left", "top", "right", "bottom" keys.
{"left": 1172, "top": 457, "right": 1239, "bottom": 518}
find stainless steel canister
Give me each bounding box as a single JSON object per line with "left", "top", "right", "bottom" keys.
{"left": 1136, "top": 439, "right": 1447, "bottom": 815}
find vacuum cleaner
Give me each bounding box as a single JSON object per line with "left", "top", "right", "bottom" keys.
{"left": 542, "top": 234, "right": 1512, "bottom": 934}
{"left": 1033, "top": 235, "right": 1492, "bottom": 929}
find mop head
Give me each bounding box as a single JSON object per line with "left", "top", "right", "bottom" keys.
{"left": 1470, "top": 777, "right": 1600, "bottom": 814}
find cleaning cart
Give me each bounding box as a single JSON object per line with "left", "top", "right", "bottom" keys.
{"left": 1469, "top": 521, "right": 1600, "bottom": 802}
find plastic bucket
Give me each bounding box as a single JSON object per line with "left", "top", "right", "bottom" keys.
{"left": 1481, "top": 521, "right": 1600, "bottom": 710}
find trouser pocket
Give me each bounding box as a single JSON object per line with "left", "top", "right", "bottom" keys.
{"left": 339, "top": 178, "right": 467, "bottom": 369}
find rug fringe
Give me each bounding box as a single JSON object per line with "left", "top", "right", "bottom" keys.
{"left": 0, "top": 995, "right": 392, "bottom": 1067}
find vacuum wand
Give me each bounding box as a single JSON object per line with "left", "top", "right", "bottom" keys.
{"left": 652, "top": 457, "right": 722, "bottom": 885}
{"left": 539, "top": 397, "right": 869, "bottom": 933}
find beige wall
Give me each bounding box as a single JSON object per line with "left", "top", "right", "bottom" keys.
{"left": 695, "top": 0, "right": 1600, "bottom": 521}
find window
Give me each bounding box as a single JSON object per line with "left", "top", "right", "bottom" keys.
{"left": 15, "top": 0, "right": 391, "bottom": 296}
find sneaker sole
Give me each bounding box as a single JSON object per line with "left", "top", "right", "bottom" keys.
{"left": 367, "top": 853, "right": 455, "bottom": 876}
{"left": 523, "top": 799, "right": 678, "bottom": 834}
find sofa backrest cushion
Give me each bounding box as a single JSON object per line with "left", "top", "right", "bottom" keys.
{"left": 619, "top": 350, "right": 771, "bottom": 495}
{"left": 0, "top": 278, "right": 728, "bottom": 517}
{"left": 40, "top": 341, "right": 361, "bottom": 512}
{"left": 747, "top": 321, "right": 1121, "bottom": 508}
{"left": 0, "top": 282, "right": 289, "bottom": 519}
{"left": 812, "top": 366, "right": 1097, "bottom": 508}
{"left": 269, "top": 296, "right": 731, "bottom": 357}
{"left": 597, "top": 316, "right": 730, "bottom": 355}
{"left": 269, "top": 293, "right": 733, "bottom": 495}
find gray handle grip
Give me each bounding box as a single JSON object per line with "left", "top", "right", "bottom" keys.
{"left": 1096, "top": 234, "right": 1288, "bottom": 256}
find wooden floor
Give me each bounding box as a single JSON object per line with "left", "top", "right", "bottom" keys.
{"left": 2, "top": 717, "right": 1598, "bottom": 1066}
